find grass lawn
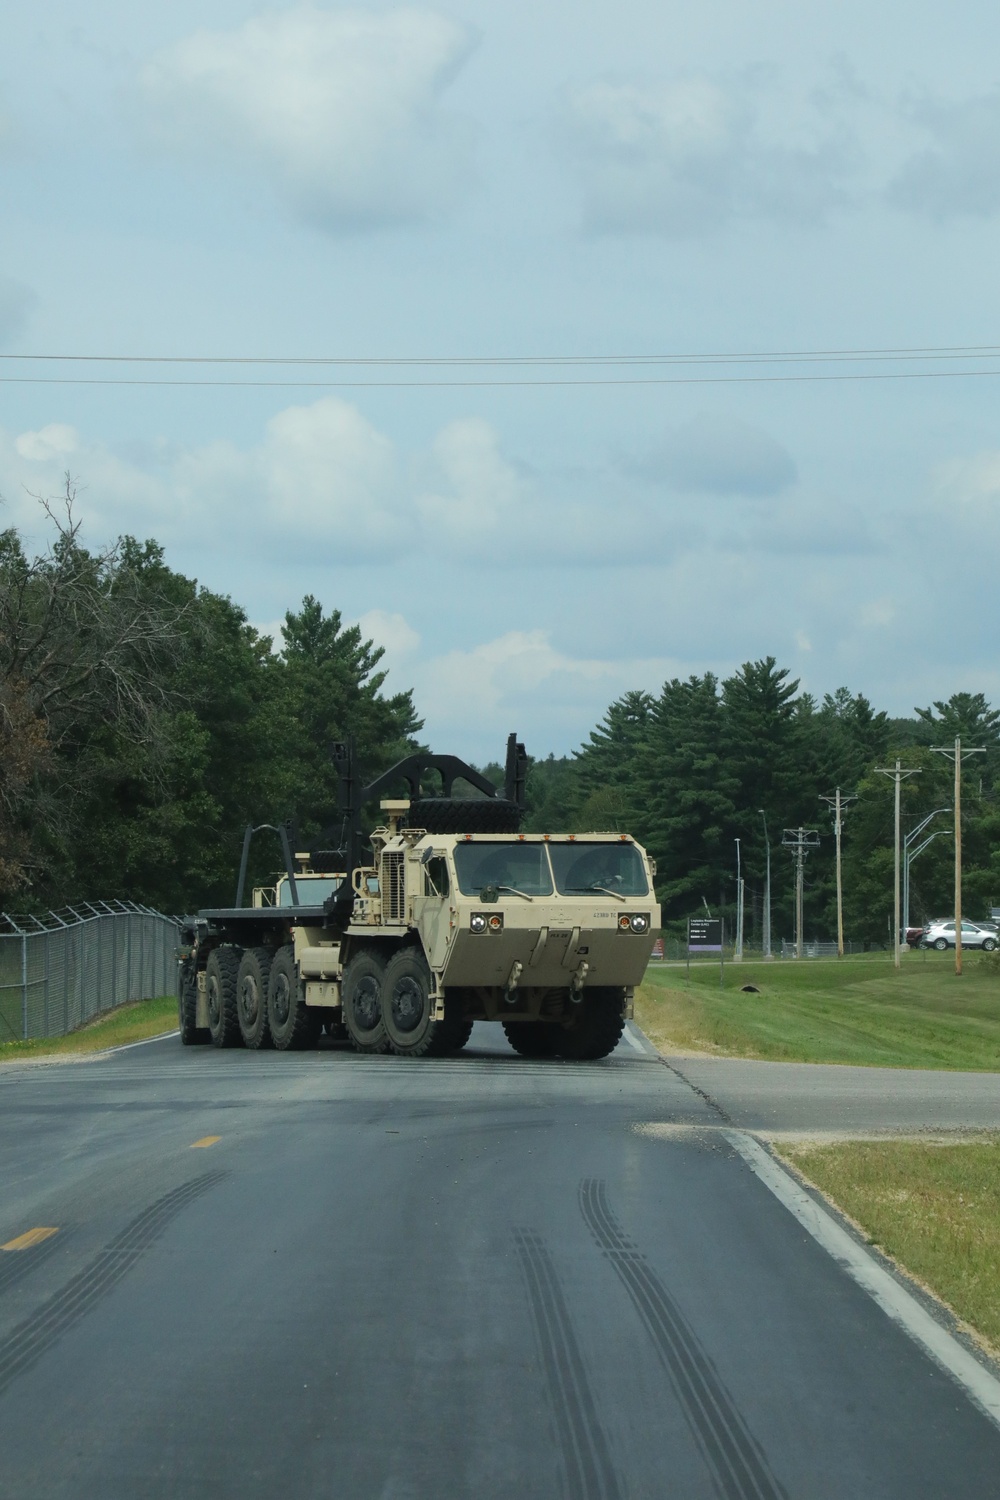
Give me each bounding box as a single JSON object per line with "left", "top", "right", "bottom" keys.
{"left": 0, "top": 995, "right": 178, "bottom": 1061}
{"left": 780, "top": 1137, "right": 1000, "bottom": 1355}
{"left": 635, "top": 951, "right": 1000, "bottom": 1070}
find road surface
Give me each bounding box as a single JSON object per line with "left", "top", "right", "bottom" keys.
{"left": 1, "top": 1024, "right": 999, "bottom": 1498}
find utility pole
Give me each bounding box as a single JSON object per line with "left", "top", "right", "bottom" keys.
{"left": 759, "top": 810, "right": 772, "bottom": 959}
{"left": 875, "top": 760, "right": 921, "bottom": 970}
{"left": 734, "top": 838, "right": 744, "bottom": 962}
{"left": 930, "top": 737, "right": 986, "bottom": 976}
{"left": 820, "top": 788, "right": 857, "bottom": 957}
{"left": 902, "top": 808, "right": 951, "bottom": 934}
{"left": 781, "top": 828, "right": 820, "bottom": 958}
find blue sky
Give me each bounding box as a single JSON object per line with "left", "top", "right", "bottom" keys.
{"left": 2, "top": 1, "right": 1000, "bottom": 760}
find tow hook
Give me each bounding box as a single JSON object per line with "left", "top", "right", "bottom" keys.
{"left": 503, "top": 960, "right": 523, "bottom": 1005}
{"left": 570, "top": 959, "right": 590, "bottom": 1003}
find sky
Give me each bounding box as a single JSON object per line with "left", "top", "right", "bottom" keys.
{"left": 2, "top": 2, "right": 1000, "bottom": 762}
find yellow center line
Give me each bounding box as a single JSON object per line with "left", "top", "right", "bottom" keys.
{"left": 2, "top": 1227, "right": 59, "bottom": 1252}
{"left": 190, "top": 1136, "right": 221, "bottom": 1149}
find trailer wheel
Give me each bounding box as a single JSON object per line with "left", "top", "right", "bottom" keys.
{"left": 382, "top": 948, "right": 450, "bottom": 1057}
{"left": 237, "top": 948, "right": 273, "bottom": 1049}
{"left": 178, "top": 961, "right": 209, "bottom": 1045}
{"left": 342, "top": 949, "right": 390, "bottom": 1053}
{"left": 555, "top": 988, "right": 625, "bottom": 1060}
{"left": 267, "top": 945, "right": 320, "bottom": 1051}
{"left": 206, "top": 947, "right": 244, "bottom": 1049}
{"left": 502, "top": 1021, "right": 558, "bottom": 1058}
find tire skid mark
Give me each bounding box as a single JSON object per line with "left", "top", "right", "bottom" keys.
{"left": 0, "top": 1171, "right": 227, "bottom": 1397}
{"left": 0, "top": 1231, "right": 65, "bottom": 1297}
{"left": 514, "top": 1228, "right": 624, "bottom": 1500}
{"left": 580, "top": 1179, "right": 786, "bottom": 1500}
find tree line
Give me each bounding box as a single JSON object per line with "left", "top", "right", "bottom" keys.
{"left": 509, "top": 664, "right": 1000, "bottom": 947}
{"left": 0, "top": 496, "right": 420, "bottom": 914}
{"left": 4, "top": 501, "right": 997, "bottom": 943}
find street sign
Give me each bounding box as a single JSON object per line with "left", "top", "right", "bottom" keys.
{"left": 688, "top": 917, "right": 722, "bottom": 952}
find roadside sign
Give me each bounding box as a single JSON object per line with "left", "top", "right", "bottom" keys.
{"left": 688, "top": 917, "right": 722, "bottom": 952}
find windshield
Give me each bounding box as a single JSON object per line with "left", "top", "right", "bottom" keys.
{"left": 452, "top": 841, "right": 554, "bottom": 897}
{"left": 278, "top": 875, "right": 342, "bottom": 907}
{"left": 548, "top": 841, "right": 649, "bottom": 898}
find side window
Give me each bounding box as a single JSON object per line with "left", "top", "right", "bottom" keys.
{"left": 424, "top": 857, "right": 450, "bottom": 898}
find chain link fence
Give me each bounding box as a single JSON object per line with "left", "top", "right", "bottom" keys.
{"left": 0, "top": 903, "right": 180, "bottom": 1043}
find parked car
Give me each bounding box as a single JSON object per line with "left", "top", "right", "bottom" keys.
{"left": 904, "top": 926, "right": 926, "bottom": 947}
{"left": 920, "top": 920, "right": 997, "bottom": 952}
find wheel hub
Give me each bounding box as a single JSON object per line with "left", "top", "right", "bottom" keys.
{"left": 240, "top": 975, "right": 259, "bottom": 1025}
{"left": 272, "top": 974, "right": 291, "bottom": 1025}
{"left": 390, "top": 976, "right": 424, "bottom": 1034}
{"left": 353, "top": 975, "right": 381, "bottom": 1030}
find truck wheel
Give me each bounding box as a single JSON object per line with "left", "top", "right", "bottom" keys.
{"left": 237, "top": 948, "right": 273, "bottom": 1049}
{"left": 267, "top": 945, "right": 321, "bottom": 1051}
{"left": 555, "top": 989, "right": 625, "bottom": 1061}
{"left": 206, "top": 947, "right": 244, "bottom": 1049}
{"left": 178, "top": 961, "right": 209, "bottom": 1045}
{"left": 445, "top": 1019, "right": 475, "bottom": 1052}
{"left": 342, "top": 949, "right": 390, "bottom": 1054}
{"left": 382, "top": 948, "right": 450, "bottom": 1058}
{"left": 502, "top": 1022, "right": 558, "bottom": 1058}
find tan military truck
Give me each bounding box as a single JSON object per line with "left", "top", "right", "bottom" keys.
{"left": 177, "top": 736, "right": 659, "bottom": 1060}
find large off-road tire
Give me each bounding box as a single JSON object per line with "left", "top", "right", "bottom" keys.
{"left": 267, "top": 945, "right": 321, "bottom": 1051}
{"left": 237, "top": 947, "right": 273, "bottom": 1049}
{"left": 407, "top": 797, "right": 522, "bottom": 835}
{"left": 382, "top": 947, "right": 451, "bottom": 1058}
{"left": 178, "top": 961, "right": 209, "bottom": 1045}
{"left": 342, "top": 949, "right": 390, "bottom": 1054}
{"left": 444, "top": 1019, "right": 475, "bottom": 1052}
{"left": 502, "top": 1021, "right": 559, "bottom": 1058}
{"left": 206, "top": 946, "right": 244, "bottom": 1049}
{"left": 555, "top": 988, "right": 626, "bottom": 1061}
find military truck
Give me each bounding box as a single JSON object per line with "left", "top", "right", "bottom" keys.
{"left": 177, "top": 735, "right": 659, "bottom": 1060}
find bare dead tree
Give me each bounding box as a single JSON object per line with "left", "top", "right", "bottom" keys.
{"left": 0, "top": 478, "right": 186, "bottom": 894}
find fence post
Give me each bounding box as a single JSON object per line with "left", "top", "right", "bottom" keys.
{"left": 21, "top": 932, "right": 28, "bottom": 1041}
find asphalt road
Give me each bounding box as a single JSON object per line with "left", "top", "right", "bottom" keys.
{"left": 2, "top": 1025, "right": 1000, "bottom": 1499}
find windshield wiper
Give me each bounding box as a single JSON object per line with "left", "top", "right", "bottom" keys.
{"left": 497, "top": 885, "right": 534, "bottom": 902}
{"left": 576, "top": 884, "right": 627, "bottom": 903}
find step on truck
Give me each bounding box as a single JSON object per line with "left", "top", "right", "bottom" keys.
{"left": 177, "top": 735, "right": 660, "bottom": 1060}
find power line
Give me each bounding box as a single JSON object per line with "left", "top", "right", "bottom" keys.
{"left": 2, "top": 341, "right": 1000, "bottom": 367}
{"left": 3, "top": 369, "right": 1000, "bottom": 389}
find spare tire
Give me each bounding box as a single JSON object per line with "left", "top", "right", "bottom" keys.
{"left": 406, "top": 797, "right": 522, "bottom": 835}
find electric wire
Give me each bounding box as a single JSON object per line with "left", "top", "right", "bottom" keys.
{"left": 2, "top": 342, "right": 999, "bottom": 387}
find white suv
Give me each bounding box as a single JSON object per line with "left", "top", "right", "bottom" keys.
{"left": 921, "top": 920, "right": 997, "bottom": 952}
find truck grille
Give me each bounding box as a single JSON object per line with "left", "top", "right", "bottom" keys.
{"left": 381, "top": 851, "right": 406, "bottom": 924}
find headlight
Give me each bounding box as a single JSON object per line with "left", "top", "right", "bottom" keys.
{"left": 488, "top": 913, "right": 504, "bottom": 932}
{"left": 470, "top": 913, "right": 487, "bottom": 934}
{"left": 617, "top": 913, "right": 650, "bottom": 934}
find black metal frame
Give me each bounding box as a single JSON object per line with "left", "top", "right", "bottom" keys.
{"left": 325, "top": 733, "right": 527, "bottom": 922}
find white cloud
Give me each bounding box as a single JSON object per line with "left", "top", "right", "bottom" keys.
{"left": 563, "top": 73, "right": 854, "bottom": 235}
{"left": 412, "top": 628, "right": 684, "bottom": 750}
{"left": 889, "top": 90, "right": 1000, "bottom": 219}
{"left": 2, "top": 396, "right": 401, "bottom": 559}
{"left": 15, "top": 423, "right": 79, "bottom": 463}
{"left": 356, "top": 608, "right": 421, "bottom": 665}
{"left": 139, "top": 6, "right": 477, "bottom": 229}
